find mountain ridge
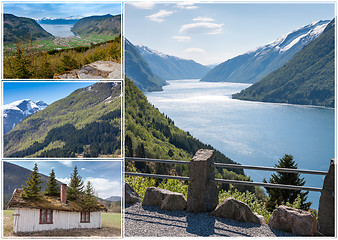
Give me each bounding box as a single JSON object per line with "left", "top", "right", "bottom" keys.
{"left": 201, "top": 20, "right": 330, "bottom": 83}
{"left": 232, "top": 19, "right": 335, "bottom": 108}
{"left": 71, "top": 14, "right": 121, "bottom": 37}
{"left": 136, "top": 45, "right": 210, "bottom": 80}
{"left": 4, "top": 13, "right": 54, "bottom": 43}
{"left": 125, "top": 39, "right": 167, "bottom": 92}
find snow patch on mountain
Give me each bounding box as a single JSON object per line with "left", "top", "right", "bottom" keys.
{"left": 3, "top": 99, "right": 48, "bottom": 134}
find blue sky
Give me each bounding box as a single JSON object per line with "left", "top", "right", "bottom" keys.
{"left": 3, "top": 2, "right": 121, "bottom": 19}
{"left": 6, "top": 161, "right": 122, "bottom": 199}
{"left": 125, "top": 2, "right": 335, "bottom": 65}
{"left": 3, "top": 81, "right": 96, "bottom": 105}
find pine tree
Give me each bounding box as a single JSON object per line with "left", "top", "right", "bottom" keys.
{"left": 21, "top": 163, "right": 43, "bottom": 200}
{"left": 264, "top": 154, "right": 311, "bottom": 211}
{"left": 13, "top": 46, "right": 32, "bottom": 79}
{"left": 67, "top": 166, "right": 84, "bottom": 201}
{"left": 44, "top": 169, "right": 59, "bottom": 196}
{"left": 82, "top": 181, "right": 97, "bottom": 209}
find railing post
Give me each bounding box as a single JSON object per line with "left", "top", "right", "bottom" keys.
{"left": 318, "top": 158, "right": 335, "bottom": 236}
{"left": 187, "top": 149, "right": 218, "bottom": 212}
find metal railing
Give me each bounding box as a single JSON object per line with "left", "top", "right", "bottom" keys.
{"left": 125, "top": 156, "right": 327, "bottom": 192}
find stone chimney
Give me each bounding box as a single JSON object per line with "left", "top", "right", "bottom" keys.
{"left": 61, "top": 184, "right": 67, "bottom": 203}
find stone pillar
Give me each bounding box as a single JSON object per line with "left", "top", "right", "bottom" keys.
{"left": 187, "top": 149, "right": 218, "bottom": 212}
{"left": 318, "top": 159, "right": 335, "bottom": 236}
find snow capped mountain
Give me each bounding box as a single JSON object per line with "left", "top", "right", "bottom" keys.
{"left": 136, "top": 45, "right": 210, "bottom": 80}
{"left": 37, "top": 16, "right": 82, "bottom": 24}
{"left": 201, "top": 20, "right": 330, "bottom": 83}
{"left": 3, "top": 99, "right": 48, "bottom": 134}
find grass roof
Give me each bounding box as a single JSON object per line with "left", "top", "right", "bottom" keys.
{"left": 7, "top": 189, "right": 106, "bottom": 212}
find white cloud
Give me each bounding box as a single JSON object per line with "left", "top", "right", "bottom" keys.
{"left": 59, "top": 161, "right": 72, "bottom": 167}
{"left": 176, "top": 2, "right": 198, "bottom": 9}
{"left": 146, "top": 10, "right": 173, "bottom": 23}
{"left": 184, "top": 48, "right": 206, "bottom": 53}
{"left": 57, "top": 177, "right": 70, "bottom": 185}
{"left": 85, "top": 177, "right": 121, "bottom": 199}
{"left": 172, "top": 36, "right": 191, "bottom": 42}
{"left": 129, "top": 2, "right": 156, "bottom": 9}
{"left": 81, "top": 168, "right": 86, "bottom": 171}
{"left": 193, "top": 16, "right": 215, "bottom": 22}
{"left": 179, "top": 22, "right": 224, "bottom": 35}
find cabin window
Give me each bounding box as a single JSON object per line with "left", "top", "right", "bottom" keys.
{"left": 80, "top": 212, "right": 90, "bottom": 223}
{"left": 40, "top": 209, "right": 53, "bottom": 224}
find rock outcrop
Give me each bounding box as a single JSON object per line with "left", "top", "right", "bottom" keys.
{"left": 268, "top": 205, "right": 317, "bottom": 236}
{"left": 125, "top": 183, "right": 141, "bottom": 204}
{"left": 54, "top": 60, "right": 121, "bottom": 79}
{"left": 211, "top": 197, "right": 261, "bottom": 225}
{"left": 142, "top": 187, "right": 187, "bottom": 211}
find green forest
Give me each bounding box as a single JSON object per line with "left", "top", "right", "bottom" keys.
{"left": 4, "top": 35, "right": 121, "bottom": 79}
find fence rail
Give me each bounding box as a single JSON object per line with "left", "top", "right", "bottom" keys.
{"left": 125, "top": 156, "right": 327, "bottom": 192}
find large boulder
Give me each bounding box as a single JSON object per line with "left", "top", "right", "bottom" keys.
{"left": 161, "top": 192, "right": 187, "bottom": 211}
{"left": 142, "top": 187, "right": 187, "bottom": 211}
{"left": 54, "top": 61, "right": 121, "bottom": 79}
{"left": 268, "top": 206, "right": 317, "bottom": 236}
{"left": 210, "top": 197, "right": 261, "bottom": 224}
{"left": 125, "top": 183, "right": 141, "bottom": 204}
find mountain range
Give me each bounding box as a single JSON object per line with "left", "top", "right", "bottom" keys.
{"left": 38, "top": 16, "right": 81, "bottom": 25}
{"left": 136, "top": 45, "right": 210, "bottom": 80}
{"left": 125, "top": 39, "right": 167, "bottom": 92}
{"left": 4, "top": 13, "right": 54, "bottom": 43}
{"left": 4, "top": 82, "right": 121, "bottom": 158}
{"left": 4, "top": 99, "right": 48, "bottom": 134}
{"left": 201, "top": 20, "right": 330, "bottom": 83}
{"left": 233, "top": 19, "right": 335, "bottom": 108}
{"left": 71, "top": 14, "right": 121, "bottom": 37}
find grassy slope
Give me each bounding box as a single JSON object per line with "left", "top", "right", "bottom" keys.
{"left": 4, "top": 13, "right": 53, "bottom": 43}
{"left": 4, "top": 82, "right": 121, "bottom": 157}
{"left": 233, "top": 20, "right": 334, "bottom": 108}
{"left": 71, "top": 14, "right": 121, "bottom": 37}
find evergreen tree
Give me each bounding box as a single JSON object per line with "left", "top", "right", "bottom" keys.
{"left": 264, "top": 154, "right": 311, "bottom": 211}
{"left": 125, "top": 134, "right": 133, "bottom": 157}
{"left": 44, "top": 169, "right": 59, "bottom": 196}
{"left": 13, "top": 47, "right": 31, "bottom": 78}
{"left": 21, "top": 163, "right": 43, "bottom": 200}
{"left": 82, "top": 181, "right": 97, "bottom": 209}
{"left": 67, "top": 166, "right": 84, "bottom": 201}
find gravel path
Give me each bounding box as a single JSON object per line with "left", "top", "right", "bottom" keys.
{"left": 125, "top": 203, "right": 293, "bottom": 237}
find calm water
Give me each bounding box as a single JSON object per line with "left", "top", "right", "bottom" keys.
{"left": 146, "top": 79, "right": 335, "bottom": 210}
{"left": 40, "top": 24, "right": 75, "bottom": 37}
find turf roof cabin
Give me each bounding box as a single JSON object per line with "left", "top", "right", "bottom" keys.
{"left": 6, "top": 184, "right": 106, "bottom": 233}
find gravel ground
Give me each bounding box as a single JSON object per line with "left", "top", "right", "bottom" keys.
{"left": 125, "top": 203, "right": 294, "bottom": 237}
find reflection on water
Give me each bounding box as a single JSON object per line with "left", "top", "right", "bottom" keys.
{"left": 146, "top": 79, "right": 334, "bottom": 210}
{"left": 40, "top": 24, "right": 75, "bottom": 37}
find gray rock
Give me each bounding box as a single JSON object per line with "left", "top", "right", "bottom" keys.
{"left": 142, "top": 187, "right": 174, "bottom": 207}
{"left": 187, "top": 149, "right": 218, "bottom": 213}
{"left": 125, "top": 183, "right": 141, "bottom": 204}
{"left": 54, "top": 60, "right": 121, "bottom": 79}
{"left": 211, "top": 197, "right": 261, "bottom": 224}
{"left": 268, "top": 205, "right": 317, "bottom": 236}
{"left": 318, "top": 159, "right": 335, "bottom": 236}
{"left": 161, "top": 192, "right": 187, "bottom": 211}
{"left": 255, "top": 214, "right": 266, "bottom": 225}
{"left": 142, "top": 187, "right": 187, "bottom": 211}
